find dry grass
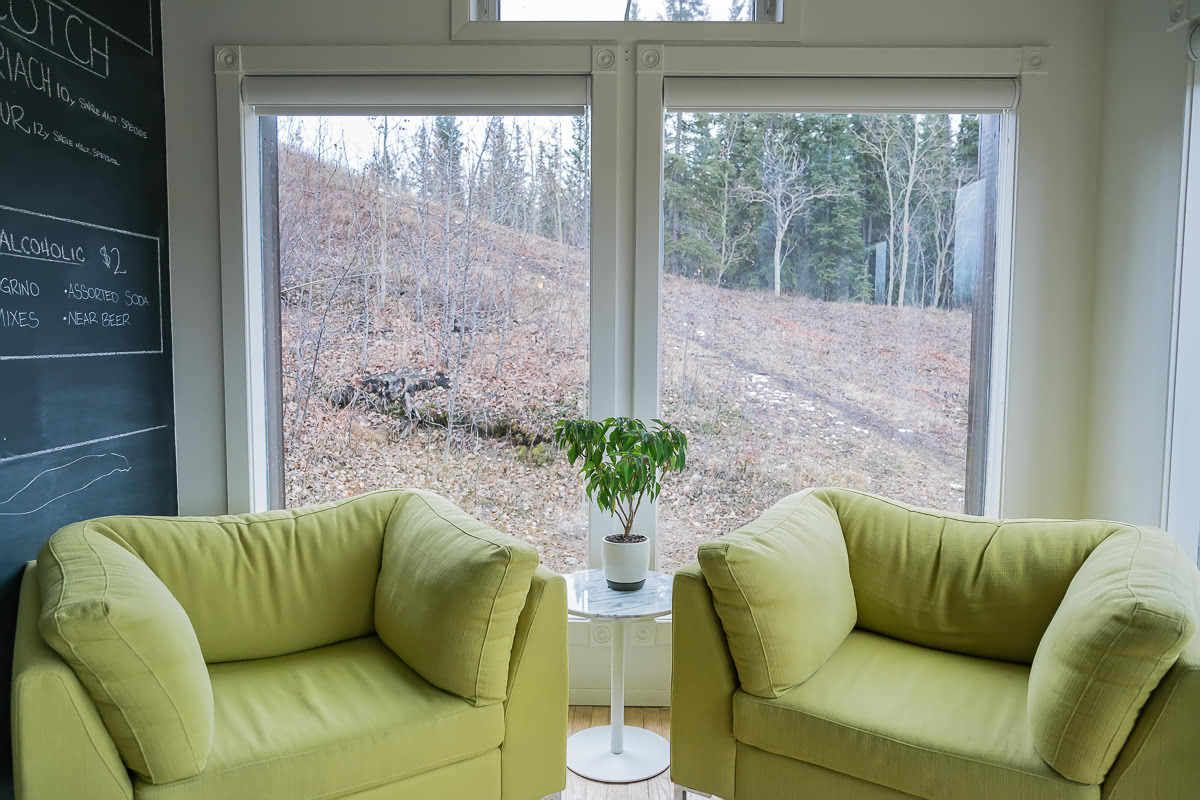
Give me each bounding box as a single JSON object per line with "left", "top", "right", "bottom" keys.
{"left": 280, "top": 145, "right": 974, "bottom": 575}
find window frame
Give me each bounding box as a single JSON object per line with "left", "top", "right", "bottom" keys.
{"left": 213, "top": 42, "right": 1037, "bottom": 554}
{"left": 453, "top": 0, "right": 793, "bottom": 42}
{"left": 645, "top": 77, "right": 1018, "bottom": 562}
{"left": 1164, "top": 43, "right": 1200, "bottom": 563}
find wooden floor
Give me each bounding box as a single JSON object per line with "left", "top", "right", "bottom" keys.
{"left": 562, "top": 706, "right": 674, "bottom": 800}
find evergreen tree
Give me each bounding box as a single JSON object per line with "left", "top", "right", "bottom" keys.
{"left": 432, "top": 115, "right": 463, "bottom": 206}
{"left": 956, "top": 115, "right": 981, "bottom": 180}
{"left": 661, "top": 0, "right": 708, "bottom": 21}
{"left": 565, "top": 114, "right": 591, "bottom": 248}
{"left": 802, "top": 115, "right": 867, "bottom": 300}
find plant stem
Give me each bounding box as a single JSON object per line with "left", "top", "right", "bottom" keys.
{"left": 626, "top": 490, "right": 644, "bottom": 536}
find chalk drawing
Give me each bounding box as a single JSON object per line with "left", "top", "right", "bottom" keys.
{"left": 0, "top": 452, "right": 130, "bottom": 516}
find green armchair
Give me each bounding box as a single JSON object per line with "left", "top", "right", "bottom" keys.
{"left": 671, "top": 488, "right": 1200, "bottom": 800}
{"left": 12, "top": 489, "right": 568, "bottom": 800}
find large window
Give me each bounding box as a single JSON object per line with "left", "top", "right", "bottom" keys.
{"left": 241, "top": 70, "right": 1016, "bottom": 577}
{"left": 270, "top": 113, "right": 591, "bottom": 574}
{"left": 657, "top": 110, "right": 1002, "bottom": 573}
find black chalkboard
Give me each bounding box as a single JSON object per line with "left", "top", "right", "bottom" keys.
{"left": 0, "top": 0, "right": 175, "bottom": 789}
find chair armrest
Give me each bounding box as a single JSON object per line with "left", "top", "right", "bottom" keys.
{"left": 12, "top": 563, "right": 133, "bottom": 800}
{"left": 1103, "top": 632, "right": 1200, "bottom": 799}
{"left": 500, "top": 565, "right": 567, "bottom": 800}
{"left": 670, "top": 562, "right": 738, "bottom": 800}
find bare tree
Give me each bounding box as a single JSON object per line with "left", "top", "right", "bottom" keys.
{"left": 855, "top": 115, "right": 933, "bottom": 307}
{"left": 700, "top": 117, "right": 753, "bottom": 287}
{"left": 740, "top": 128, "right": 845, "bottom": 297}
{"left": 369, "top": 117, "right": 398, "bottom": 301}
{"left": 918, "top": 119, "right": 969, "bottom": 309}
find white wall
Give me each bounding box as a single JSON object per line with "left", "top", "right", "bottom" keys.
{"left": 1086, "top": 0, "right": 1192, "bottom": 527}
{"left": 163, "top": 0, "right": 1107, "bottom": 520}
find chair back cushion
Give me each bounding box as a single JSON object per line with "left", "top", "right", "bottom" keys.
{"left": 375, "top": 490, "right": 539, "bottom": 706}
{"left": 97, "top": 492, "right": 402, "bottom": 663}
{"left": 698, "top": 489, "right": 857, "bottom": 698}
{"left": 38, "top": 521, "right": 213, "bottom": 784}
{"left": 1028, "top": 526, "right": 1199, "bottom": 784}
{"left": 830, "top": 489, "right": 1122, "bottom": 663}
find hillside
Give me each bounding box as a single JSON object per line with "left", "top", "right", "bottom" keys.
{"left": 278, "top": 141, "right": 972, "bottom": 574}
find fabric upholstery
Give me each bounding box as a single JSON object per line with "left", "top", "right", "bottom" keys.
{"left": 11, "top": 563, "right": 133, "bottom": 800}
{"left": 340, "top": 751, "right": 500, "bottom": 799}
{"left": 736, "top": 742, "right": 919, "bottom": 799}
{"left": 1102, "top": 636, "right": 1200, "bottom": 799}
{"left": 830, "top": 488, "right": 1122, "bottom": 663}
{"left": 500, "top": 566, "right": 568, "bottom": 800}
{"left": 96, "top": 492, "right": 400, "bottom": 663}
{"left": 375, "top": 489, "right": 539, "bottom": 706}
{"left": 672, "top": 488, "right": 1200, "bottom": 800}
{"left": 733, "top": 629, "right": 1097, "bottom": 800}
{"left": 37, "top": 523, "right": 213, "bottom": 784}
{"left": 136, "top": 635, "right": 504, "bottom": 800}
{"left": 1029, "top": 526, "right": 1199, "bottom": 784}
{"left": 670, "top": 562, "right": 739, "bottom": 800}
{"left": 698, "top": 488, "right": 857, "bottom": 698}
{"left": 18, "top": 489, "right": 566, "bottom": 800}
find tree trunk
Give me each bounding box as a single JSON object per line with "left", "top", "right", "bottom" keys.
{"left": 773, "top": 229, "right": 784, "bottom": 297}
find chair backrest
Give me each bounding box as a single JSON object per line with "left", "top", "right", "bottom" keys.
{"left": 824, "top": 488, "right": 1128, "bottom": 663}
{"left": 93, "top": 489, "right": 407, "bottom": 663}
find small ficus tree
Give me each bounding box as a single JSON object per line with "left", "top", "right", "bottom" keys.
{"left": 554, "top": 417, "right": 688, "bottom": 540}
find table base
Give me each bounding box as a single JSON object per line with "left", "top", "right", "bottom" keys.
{"left": 566, "top": 725, "right": 670, "bottom": 783}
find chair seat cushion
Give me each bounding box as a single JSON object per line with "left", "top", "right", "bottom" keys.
{"left": 732, "top": 630, "right": 1098, "bottom": 800}
{"left": 135, "top": 636, "right": 504, "bottom": 800}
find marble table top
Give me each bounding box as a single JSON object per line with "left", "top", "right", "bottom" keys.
{"left": 564, "top": 569, "right": 673, "bottom": 621}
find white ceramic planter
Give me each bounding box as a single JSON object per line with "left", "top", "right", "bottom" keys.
{"left": 602, "top": 534, "right": 650, "bottom": 591}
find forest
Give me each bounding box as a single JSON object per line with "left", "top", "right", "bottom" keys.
{"left": 277, "top": 106, "right": 991, "bottom": 573}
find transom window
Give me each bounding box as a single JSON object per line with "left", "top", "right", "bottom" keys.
{"left": 479, "top": 0, "right": 780, "bottom": 22}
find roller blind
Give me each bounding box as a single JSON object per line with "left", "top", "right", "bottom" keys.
{"left": 664, "top": 77, "right": 1019, "bottom": 114}
{"left": 243, "top": 75, "right": 589, "bottom": 116}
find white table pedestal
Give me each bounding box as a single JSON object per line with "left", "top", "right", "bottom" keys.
{"left": 566, "top": 619, "right": 671, "bottom": 783}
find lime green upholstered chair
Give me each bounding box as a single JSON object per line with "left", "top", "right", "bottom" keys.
{"left": 12, "top": 489, "right": 568, "bottom": 800}
{"left": 671, "top": 488, "right": 1200, "bottom": 800}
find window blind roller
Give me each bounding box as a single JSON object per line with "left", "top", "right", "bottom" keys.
{"left": 663, "top": 77, "right": 1019, "bottom": 114}
{"left": 243, "top": 75, "right": 589, "bottom": 116}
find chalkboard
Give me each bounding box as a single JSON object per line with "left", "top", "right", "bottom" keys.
{"left": 0, "top": 0, "right": 175, "bottom": 788}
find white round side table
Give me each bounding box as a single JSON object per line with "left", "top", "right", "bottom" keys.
{"left": 564, "top": 568, "right": 673, "bottom": 784}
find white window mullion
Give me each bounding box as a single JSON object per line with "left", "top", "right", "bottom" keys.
{"left": 633, "top": 46, "right": 665, "bottom": 568}
{"left": 588, "top": 46, "right": 635, "bottom": 567}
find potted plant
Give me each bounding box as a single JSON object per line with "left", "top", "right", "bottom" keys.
{"left": 554, "top": 417, "right": 688, "bottom": 590}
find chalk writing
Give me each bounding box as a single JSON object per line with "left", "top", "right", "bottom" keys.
{"left": 64, "top": 310, "right": 128, "bottom": 327}
{"left": 99, "top": 245, "right": 122, "bottom": 274}
{"left": 0, "top": 277, "right": 38, "bottom": 295}
{"left": 0, "top": 226, "right": 84, "bottom": 264}
{"left": 0, "top": 307, "right": 37, "bottom": 328}
{"left": 64, "top": 283, "right": 115, "bottom": 302}
{"left": 0, "top": 36, "right": 49, "bottom": 94}
{"left": 0, "top": 0, "right": 111, "bottom": 79}
{"left": 0, "top": 205, "right": 163, "bottom": 359}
